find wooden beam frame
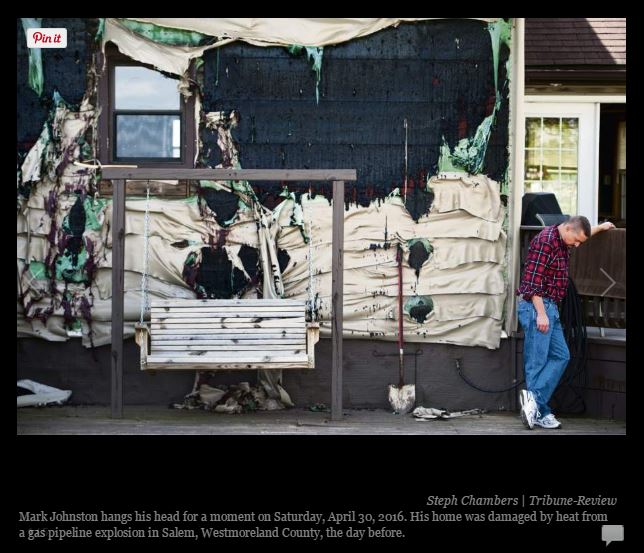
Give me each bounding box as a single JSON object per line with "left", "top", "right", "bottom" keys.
{"left": 103, "top": 169, "right": 356, "bottom": 421}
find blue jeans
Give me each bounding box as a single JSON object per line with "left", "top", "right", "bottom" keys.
{"left": 518, "top": 298, "right": 570, "bottom": 418}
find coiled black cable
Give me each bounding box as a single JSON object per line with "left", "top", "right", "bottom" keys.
{"left": 554, "top": 277, "right": 588, "bottom": 414}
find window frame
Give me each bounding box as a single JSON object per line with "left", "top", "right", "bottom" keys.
{"left": 523, "top": 102, "right": 598, "bottom": 224}
{"left": 98, "top": 43, "right": 196, "bottom": 168}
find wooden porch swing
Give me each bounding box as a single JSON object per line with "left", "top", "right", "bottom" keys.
{"left": 102, "top": 168, "right": 355, "bottom": 420}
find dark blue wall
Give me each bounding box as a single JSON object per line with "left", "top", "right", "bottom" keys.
{"left": 201, "top": 19, "right": 510, "bottom": 203}
{"left": 16, "top": 19, "right": 510, "bottom": 195}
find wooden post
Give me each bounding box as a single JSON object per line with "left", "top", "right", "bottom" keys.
{"left": 111, "top": 179, "right": 125, "bottom": 418}
{"left": 331, "top": 180, "right": 344, "bottom": 421}
{"left": 100, "top": 169, "right": 357, "bottom": 420}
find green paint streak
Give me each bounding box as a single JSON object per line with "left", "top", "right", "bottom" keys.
{"left": 451, "top": 109, "right": 498, "bottom": 174}
{"left": 287, "top": 45, "right": 324, "bottom": 104}
{"left": 83, "top": 197, "right": 107, "bottom": 231}
{"left": 119, "top": 19, "right": 213, "bottom": 47}
{"left": 96, "top": 18, "right": 105, "bottom": 42}
{"left": 200, "top": 179, "right": 255, "bottom": 222}
{"left": 21, "top": 18, "right": 43, "bottom": 97}
{"left": 407, "top": 238, "right": 433, "bottom": 254}
{"left": 404, "top": 295, "right": 434, "bottom": 323}
{"left": 437, "top": 137, "right": 463, "bottom": 173}
{"left": 436, "top": 19, "right": 512, "bottom": 176}
{"left": 55, "top": 248, "right": 88, "bottom": 283}
{"left": 29, "top": 261, "right": 49, "bottom": 280}
{"left": 487, "top": 19, "right": 512, "bottom": 96}
{"left": 500, "top": 165, "right": 510, "bottom": 196}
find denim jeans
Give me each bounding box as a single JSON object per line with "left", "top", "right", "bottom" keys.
{"left": 518, "top": 298, "right": 570, "bottom": 418}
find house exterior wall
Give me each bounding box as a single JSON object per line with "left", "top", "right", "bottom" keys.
{"left": 16, "top": 18, "right": 624, "bottom": 419}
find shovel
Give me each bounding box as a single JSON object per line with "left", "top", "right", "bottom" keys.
{"left": 388, "top": 245, "right": 416, "bottom": 414}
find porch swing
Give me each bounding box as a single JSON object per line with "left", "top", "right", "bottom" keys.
{"left": 134, "top": 182, "right": 320, "bottom": 371}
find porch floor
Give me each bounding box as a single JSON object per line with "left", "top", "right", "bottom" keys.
{"left": 17, "top": 405, "right": 625, "bottom": 435}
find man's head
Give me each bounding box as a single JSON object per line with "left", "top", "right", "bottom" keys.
{"left": 558, "top": 215, "right": 591, "bottom": 247}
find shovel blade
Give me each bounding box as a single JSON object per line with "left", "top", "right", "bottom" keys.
{"left": 388, "top": 384, "right": 416, "bottom": 414}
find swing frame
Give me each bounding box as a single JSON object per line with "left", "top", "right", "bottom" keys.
{"left": 101, "top": 168, "right": 356, "bottom": 421}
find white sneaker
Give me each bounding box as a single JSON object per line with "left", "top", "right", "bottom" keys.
{"left": 534, "top": 413, "right": 562, "bottom": 429}
{"left": 519, "top": 389, "right": 538, "bottom": 430}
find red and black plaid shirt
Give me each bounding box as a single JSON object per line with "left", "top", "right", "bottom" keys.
{"left": 517, "top": 225, "right": 569, "bottom": 302}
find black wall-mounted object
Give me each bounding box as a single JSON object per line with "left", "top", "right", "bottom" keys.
{"left": 521, "top": 192, "right": 564, "bottom": 226}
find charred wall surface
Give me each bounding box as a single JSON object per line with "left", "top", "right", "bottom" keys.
{"left": 200, "top": 19, "right": 509, "bottom": 203}
{"left": 17, "top": 18, "right": 95, "bottom": 150}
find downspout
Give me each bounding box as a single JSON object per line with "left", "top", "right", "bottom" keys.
{"left": 506, "top": 17, "right": 524, "bottom": 337}
{"left": 507, "top": 18, "right": 525, "bottom": 408}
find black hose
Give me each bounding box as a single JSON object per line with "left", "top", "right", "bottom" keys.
{"left": 554, "top": 277, "right": 588, "bottom": 414}
{"left": 454, "top": 358, "right": 524, "bottom": 393}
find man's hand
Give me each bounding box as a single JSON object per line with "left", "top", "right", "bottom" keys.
{"left": 591, "top": 221, "right": 616, "bottom": 236}
{"left": 536, "top": 312, "right": 550, "bottom": 333}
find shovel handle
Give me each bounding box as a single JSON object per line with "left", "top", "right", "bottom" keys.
{"left": 397, "top": 245, "right": 404, "bottom": 384}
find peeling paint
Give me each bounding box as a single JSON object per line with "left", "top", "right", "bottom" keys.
{"left": 21, "top": 18, "right": 43, "bottom": 97}
{"left": 404, "top": 295, "right": 434, "bottom": 324}
{"left": 200, "top": 186, "right": 240, "bottom": 226}
{"left": 435, "top": 19, "right": 511, "bottom": 177}
{"left": 118, "top": 19, "right": 212, "bottom": 47}
{"left": 28, "top": 261, "right": 48, "bottom": 280}
{"left": 287, "top": 45, "right": 324, "bottom": 104}
{"left": 186, "top": 247, "right": 251, "bottom": 299}
{"left": 238, "top": 244, "right": 260, "bottom": 283}
{"left": 17, "top": 18, "right": 511, "bottom": 350}
{"left": 487, "top": 19, "right": 512, "bottom": 97}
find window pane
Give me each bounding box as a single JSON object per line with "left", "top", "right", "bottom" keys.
{"left": 561, "top": 149, "right": 578, "bottom": 170}
{"left": 525, "top": 149, "right": 541, "bottom": 180}
{"left": 561, "top": 118, "right": 579, "bottom": 149}
{"left": 558, "top": 171, "right": 578, "bottom": 215}
{"left": 525, "top": 118, "right": 541, "bottom": 148}
{"left": 524, "top": 180, "right": 542, "bottom": 194}
{"left": 542, "top": 118, "right": 561, "bottom": 149}
{"left": 524, "top": 114, "right": 580, "bottom": 218}
{"left": 115, "top": 66, "right": 180, "bottom": 110}
{"left": 542, "top": 165, "right": 559, "bottom": 182}
{"left": 116, "top": 115, "right": 181, "bottom": 158}
{"left": 541, "top": 149, "right": 559, "bottom": 168}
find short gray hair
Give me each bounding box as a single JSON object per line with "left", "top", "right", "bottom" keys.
{"left": 567, "top": 215, "right": 591, "bottom": 238}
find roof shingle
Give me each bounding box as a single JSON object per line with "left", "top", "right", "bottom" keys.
{"left": 525, "top": 18, "right": 626, "bottom": 66}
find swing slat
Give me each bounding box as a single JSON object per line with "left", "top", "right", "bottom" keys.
{"left": 138, "top": 299, "right": 319, "bottom": 370}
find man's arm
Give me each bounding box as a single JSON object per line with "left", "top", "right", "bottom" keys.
{"left": 590, "top": 221, "right": 616, "bottom": 237}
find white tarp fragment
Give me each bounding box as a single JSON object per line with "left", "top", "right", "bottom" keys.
{"left": 105, "top": 18, "right": 500, "bottom": 77}
{"left": 17, "top": 379, "right": 72, "bottom": 407}
{"left": 412, "top": 406, "right": 485, "bottom": 420}
{"left": 18, "top": 169, "right": 507, "bottom": 349}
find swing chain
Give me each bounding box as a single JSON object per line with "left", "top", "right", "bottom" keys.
{"left": 306, "top": 195, "right": 315, "bottom": 321}
{"left": 140, "top": 182, "right": 151, "bottom": 325}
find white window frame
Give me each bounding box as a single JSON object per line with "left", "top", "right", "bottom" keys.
{"left": 523, "top": 101, "right": 598, "bottom": 225}
{"left": 523, "top": 95, "right": 626, "bottom": 226}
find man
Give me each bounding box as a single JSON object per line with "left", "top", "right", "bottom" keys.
{"left": 516, "top": 216, "right": 615, "bottom": 429}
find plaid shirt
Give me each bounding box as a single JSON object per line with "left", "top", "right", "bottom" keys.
{"left": 517, "top": 225, "right": 569, "bottom": 302}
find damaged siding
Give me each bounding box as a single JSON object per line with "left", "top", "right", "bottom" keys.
{"left": 17, "top": 18, "right": 512, "bottom": 351}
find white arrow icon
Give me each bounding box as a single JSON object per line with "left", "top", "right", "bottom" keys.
{"left": 599, "top": 268, "right": 617, "bottom": 297}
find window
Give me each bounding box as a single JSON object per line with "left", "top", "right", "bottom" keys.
{"left": 524, "top": 117, "right": 579, "bottom": 216}
{"left": 98, "top": 44, "right": 196, "bottom": 168}
{"left": 524, "top": 102, "right": 598, "bottom": 224}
